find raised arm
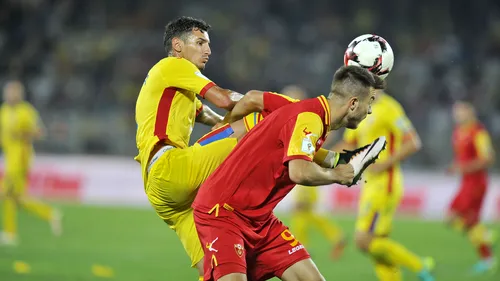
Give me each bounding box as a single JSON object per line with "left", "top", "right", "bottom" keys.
{"left": 195, "top": 103, "right": 223, "bottom": 126}
{"left": 288, "top": 159, "right": 354, "bottom": 186}
{"left": 203, "top": 86, "right": 243, "bottom": 111}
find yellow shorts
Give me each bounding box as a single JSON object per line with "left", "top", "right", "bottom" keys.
{"left": 355, "top": 183, "right": 402, "bottom": 236}
{"left": 2, "top": 145, "right": 32, "bottom": 195}
{"left": 293, "top": 185, "right": 318, "bottom": 210}
{"left": 145, "top": 138, "right": 237, "bottom": 267}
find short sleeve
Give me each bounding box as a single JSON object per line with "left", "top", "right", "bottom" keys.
{"left": 473, "top": 130, "right": 494, "bottom": 160}
{"left": 385, "top": 104, "right": 415, "bottom": 137}
{"left": 164, "top": 58, "right": 216, "bottom": 98}
{"left": 280, "top": 112, "right": 324, "bottom": 164}
{"left": 262, "top": 92, "right": 299, "bottom": 117}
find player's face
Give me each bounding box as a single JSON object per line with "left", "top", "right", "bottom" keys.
{"left": 452, "top": 102, "right": 473, "bottom": 124}
{"left": 2, "top": 81, "right": 24, "bottom": 105}
{"left": 344, "top": 88, "right": 376, "bottom": 129}
{"left": 182, "top": 29, "right": 211, "bottom": 70}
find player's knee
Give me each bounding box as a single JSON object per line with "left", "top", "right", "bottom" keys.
{"left": 354, "top": 231, "right": 373, "bottom": 252}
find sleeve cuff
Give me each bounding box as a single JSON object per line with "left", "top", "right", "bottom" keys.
{"left": 199, "top": 82, "right": 216, "bottom": 98}
{"left": 283, "top": 155, "right": 313, "bottom": 164}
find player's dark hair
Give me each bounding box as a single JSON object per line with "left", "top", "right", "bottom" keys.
{"left": 330, "top": 66, "right": 385, "bottom": 99}
{"left": 163, "top": 16, "right": 211, "bottom": 55}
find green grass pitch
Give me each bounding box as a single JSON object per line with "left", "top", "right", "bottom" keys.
{"left": 0, "top": 204, "right": 498, "bottom": 281}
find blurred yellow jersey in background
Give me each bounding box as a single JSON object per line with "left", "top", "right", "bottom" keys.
{"left": 1, "top": 101, "right": 39, "bottom": 148}
{"left": 343, "top": 93, "right": 415, "bottom": 235}
{"left": 0, "top": 101, "right": 40, "bottom": 178}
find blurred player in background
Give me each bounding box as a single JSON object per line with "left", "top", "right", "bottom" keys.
{"left": 281, "top": 85, "right": 347, "bottom": 260}
{"left": 447, "top": 100, "right": 497, "bottom": 274}
{"left": 0, "top": 80, "right": 62, "bottom": 246}
{"left": 334, "top": 86, "right": 434, "bottom": 281}
{"left": 135, "top": 16, "right": 246, "bottom": 279}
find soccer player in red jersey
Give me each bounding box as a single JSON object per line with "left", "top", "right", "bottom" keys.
{"left": 193, "top": 66, "right": 386, "bottom": 281}
{"left": 447, "top": 100, "right": 497, "bottom": 274}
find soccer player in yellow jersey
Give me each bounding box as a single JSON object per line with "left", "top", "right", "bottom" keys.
{"left": 0, "top": 80, "right": 62, "bottom": 246}
{"left": 279, "top": 85, "right": 347, "bottom": 260}
{"left": 135, "top": 17, "right": 245, "bottom": 278}
{"left": 334, "top": 89, "right": 435, "bottom": 281}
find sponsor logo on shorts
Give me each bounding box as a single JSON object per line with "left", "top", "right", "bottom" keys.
{"left": 234, "top": 244, "right": 244, "bottom": 257}
{"left": 288, "top": 244, "right": 305, "bottom": 255}
{"left": 206, "top": 237, "right": 219, "bottom": 252}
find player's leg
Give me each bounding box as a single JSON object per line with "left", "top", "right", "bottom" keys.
{"left": 290, "top": 201, "right": 311, "bottom": 247}
{"left": 1, "top": 167, "right": 18, "bottom": 245}
{"left": 292, "top": 185, "right": 345, "bottom": 255}
{"left": 146, "top": 138, "right": 237, "bottom": 217}
{"left": 146, "top": 154, "right": 206, "bottom": 278}
{"left": 193, "top": 209, "right": 248, "bottom": 281}
{"left": 250, "top": 217, "right": 323, "bottom": 281}
{"left": 1, "top": 148, "right": 25, "bottom": 245}
{"left": 20, "top": 196, "right": 62, "bottom": 235}
{"left": 280, "top": 259, "right": 324, "bottom": 281}
{"left": 10, "top": 151, "right": 62, "bottom": 236}
{"left": 195, "top": 114, "right": 254, "bottom": 147}
{"left": 447, "top": 190, "right": 496, "bottom": 273}
{"left": 172, "top": 208, "right": 206, "bottom": 278}
{"left": 355, "top": 189, "right": 434, "bottom": 281}
{"left": 308, "top": 210, "right": 346, "bottom": 260}
{"left": 372, "top": 259, "right": 402, "bottom": 281}
{"left": 467, "top": 221, "right": 497, "bottom": 273}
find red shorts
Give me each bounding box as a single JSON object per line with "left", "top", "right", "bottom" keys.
{"left": 449, "top": 184, "right": 487, "bottom": 226}
{"left": 194, "top": 208, "right": 310, "bottom": 281}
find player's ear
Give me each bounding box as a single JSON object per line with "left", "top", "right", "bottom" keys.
{"left": 349, "top": 97, "right": 358, "bottom": 111}
{"left": 172, "top": 37, "right": 183, "bottom": 54}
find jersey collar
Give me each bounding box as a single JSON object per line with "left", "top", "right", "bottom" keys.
{"left": 317, "top": 95, "right": 331, "bottom": 130}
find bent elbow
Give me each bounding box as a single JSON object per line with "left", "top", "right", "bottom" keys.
{"left": 216, "top": 96, "right": 235, "bottom": 111}
{"left": 244, "top": 90, "right": 265, "bottom": 112}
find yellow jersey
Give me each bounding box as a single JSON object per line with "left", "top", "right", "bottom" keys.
{"left": 343, "top": 93, "right": 415, "bottom": 193}
{"left": 135, "top": 57, "right": 215, "bottom": 176}
{"left": 0, "top": 101, "right": 39, "bottom": 150}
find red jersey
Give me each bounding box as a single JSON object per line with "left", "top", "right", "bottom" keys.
{"left": 452, "top": 122, "right": 493, "bottom": 186}
{"left": 242, "top": 92, "right": 299, "bottom": 132}
{"left": 192, "top": 96, "right": 331, "bottom": 221}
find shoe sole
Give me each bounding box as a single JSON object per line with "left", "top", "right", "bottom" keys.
{"left": 351, "top": 137, "right": 387, "bottom": 185}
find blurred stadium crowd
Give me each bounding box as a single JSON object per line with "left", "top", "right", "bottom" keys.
{"left": 0, "top": 0, "right": 499, "bottom": 170}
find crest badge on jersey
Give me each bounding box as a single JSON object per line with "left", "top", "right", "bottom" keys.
{"left": 234, "top": 244, "right": 244, "bottom": 257}
{"left": 301, "top": 137, "right": 314, "bottom": 154}
{"left": 301, "top": 128, "right": 317, "bottom": 155}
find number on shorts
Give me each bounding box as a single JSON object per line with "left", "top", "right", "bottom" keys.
{"left": 280, "top": 229, "right": 299, "bottom": 247}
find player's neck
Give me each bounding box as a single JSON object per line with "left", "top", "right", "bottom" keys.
{"left": 6, "top": 101, "right": 21, "bottom": 107}
{"left": 327, "top": 98, "right": 348, "bottom": 130}
{"left": 459, "top": 119, "right": 477, "bottom": 129}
